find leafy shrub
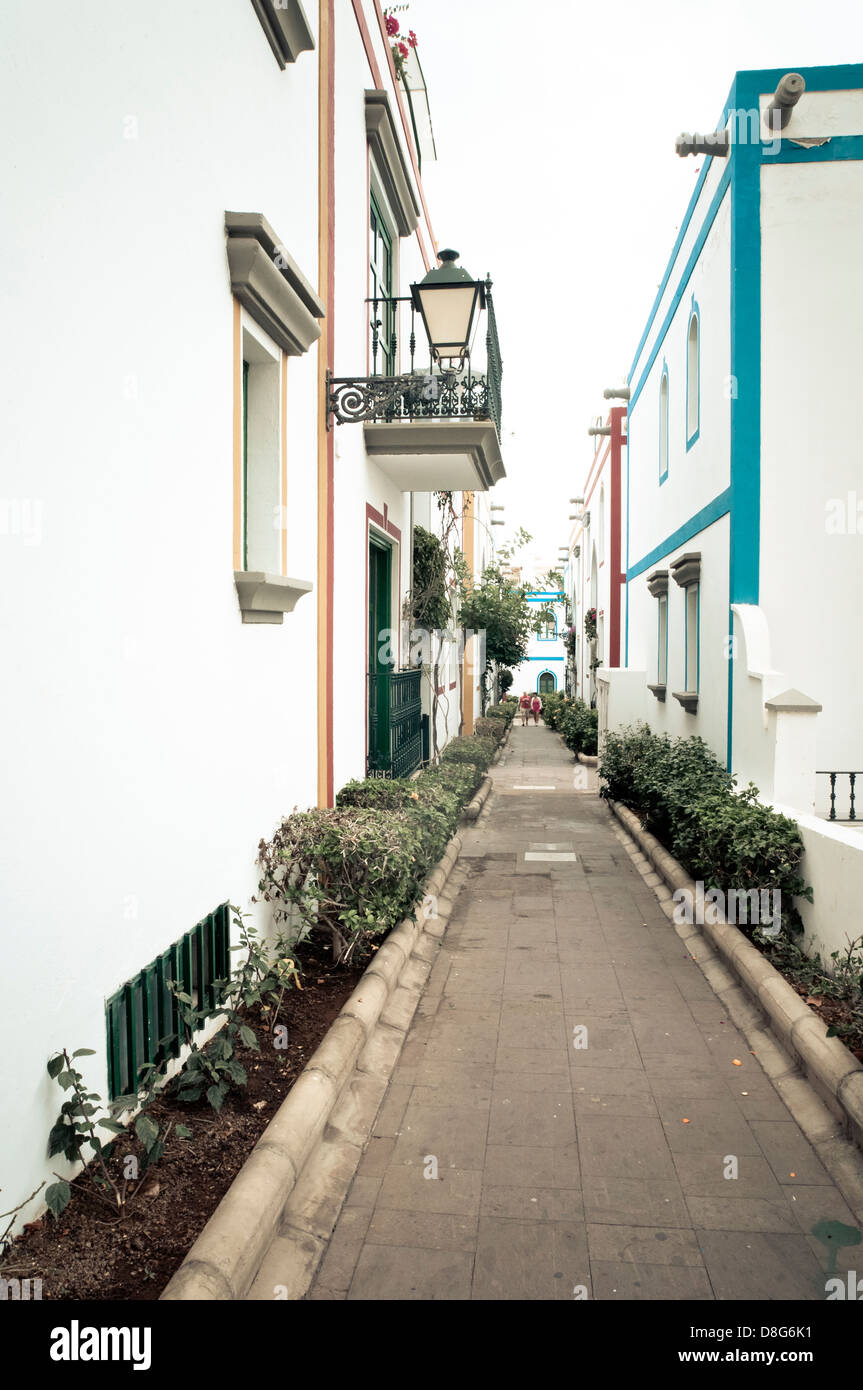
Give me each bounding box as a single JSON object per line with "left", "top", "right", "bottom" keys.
{"left": 671, "top": 785, "right": 812, "bottom": 932}
{"left": 541, "top": 694, "right": 597, "bottom": 754}
{"left": 44, "top": 1050, "right": 189, "bottom": 1218}
{"left": 485, "top": 700, "right": 517, "bottom": 725}
{"left": 440, "top": 734, "right": 496, "bottom": 788}
{"left": 541, "top": 692, "right": 566, "bottom": 730}
{"left": 599, "top": 725, "right": 811, "bottom": 936}
{"left": 559, "top": 702, "right": 598, "bottom": 756}
{"left": 604, "top": 727, "right": 731, "bottom": 847}
{"left": 336, "top": 772, "right": 463, "bottom": 865}
{"left": 475, "top": 717, "right": 505, "bottom": 745}
{"left": 258, "top": 807, "right": 426, "bottom": 965}
{"left": 419, "top": 760, "right": 477, "bottom": 805}
{"left": 498, "top": 669, "right": 514, "bottom": 696}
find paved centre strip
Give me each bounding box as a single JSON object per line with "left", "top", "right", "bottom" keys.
{"left": 307, "top": 722, "right": 860, "bottom": 1301}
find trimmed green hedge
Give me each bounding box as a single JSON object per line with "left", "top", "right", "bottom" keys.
{"left": 485, "top": 699, "right": 518, "bottom": 726}
{"left": 542, "top": 693, "right": 598, "bottom": 756}
{"left": 600, "top": 725, "right": 812, "bottom": 935}
{"left": 259, "top": 733, "right": 497, "bottom": 965}
{"left": 475, "top": 716, "right": 506, "bottom": 745}
{"left": 440, "top": 734, "right": 496, "bottom": 787}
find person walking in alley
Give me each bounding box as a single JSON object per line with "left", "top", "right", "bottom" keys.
{"left": 519, "top": 691, "right": 531, "bottom": 726}
{"left": 531, "top": 692, "right": 543, "bottom": 724}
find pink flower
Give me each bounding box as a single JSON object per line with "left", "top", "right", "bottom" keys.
{"left": 398, "top": 40, "right": 409, "bottom": 57}
{"left": 385, "top": 14, "right": 399, "bottom": 35}
{"left": 408, "top": 30, "right": 418, "bottom": 46}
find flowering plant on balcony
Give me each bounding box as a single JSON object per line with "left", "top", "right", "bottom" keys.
{"left": 585, "top": 607, "right": 598, "bottom": 643}
{"left": 384, "top": 6, "right": 418, "bottom": 80}
{"left": 563, "top": 624, "right": 578, "bottom": 657}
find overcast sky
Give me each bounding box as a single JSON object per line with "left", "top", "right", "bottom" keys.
{"left": 406, "top": 0, "right": 863, "bottom": 572}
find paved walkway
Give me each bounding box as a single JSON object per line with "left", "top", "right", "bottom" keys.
{"left": 308, "top": 723, "right": 859, "bottom": 1300}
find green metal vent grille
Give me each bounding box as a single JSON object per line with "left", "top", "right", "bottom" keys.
{"left": 105, "top": 903, "right": 230, "bottom": 1100}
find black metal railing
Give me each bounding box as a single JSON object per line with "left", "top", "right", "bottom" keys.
{"left": 367, "top": 668, "right": 423, "bottom": 779}
{"left": 328, "top": 280, "right": 502, "bottom": 435}
{"left": 817, "top": 771, "right": 861, "bottom": 822}
{"left": 484, "top": 281, "right": 502, "bottom": 434}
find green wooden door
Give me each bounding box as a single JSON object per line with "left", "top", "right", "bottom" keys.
{"left": 368, "top": 537, "right": 393, "bottom": 771}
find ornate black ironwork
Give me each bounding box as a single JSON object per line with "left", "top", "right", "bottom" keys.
{"left": 328, "top": 369, "right": 494, "bottom": 429}
{"left": 817, "top": 770, "right": 861, "bottom": 821}
{"left": 367, "top": 669, "right": 423, "bottom": 779}
{"left": 484, "top": 276, "right": 502, "bottom": 434}
{"left": 330, "top": 287, "right": 503, "bottom": 434}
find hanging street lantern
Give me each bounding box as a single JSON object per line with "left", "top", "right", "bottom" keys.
{"left": 410, "top": 249, "right": 486, "bottom": 366}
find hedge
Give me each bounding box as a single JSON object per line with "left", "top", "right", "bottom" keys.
{"left": 542, "top": 693, "right": 598, "bottom": 756}
{"left": 600, "top": 724, "right": 812, "bottom": 935}
{"left": 258, "top": 733, "right": 496, "bottom": 964}
{"left": 485, "top": 699, "right": 518, "bottom": 726}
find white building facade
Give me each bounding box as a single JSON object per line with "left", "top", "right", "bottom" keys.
{"left": 509, "top": 590, "right": 568, "bottom": 697}
{"left": 613, "top": 63, "right": 863, "bottom": 816}
{"left": 0, "top": 1, "right": 503, "bottom": 1231}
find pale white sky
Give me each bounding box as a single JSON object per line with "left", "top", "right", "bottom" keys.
{"left": 406, "top": 0, "right": 863, "bottom": 567}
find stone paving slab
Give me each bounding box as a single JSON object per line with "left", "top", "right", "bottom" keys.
{"left": 307, "top": 723, "right": 862, "bottom": 1301}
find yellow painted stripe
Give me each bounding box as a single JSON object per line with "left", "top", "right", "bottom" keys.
{"left": 316, "top": 0, "right": 331, "bottom": 808}
{"left": 232, "top": 297, "right": 243, "bottom": 570}
{"left": 281, "top": 352, "right": 288, "bottom": 575}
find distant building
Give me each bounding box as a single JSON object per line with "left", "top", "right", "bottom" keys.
{"left": 509, "top": 591, "right": 567, "bottom": 696}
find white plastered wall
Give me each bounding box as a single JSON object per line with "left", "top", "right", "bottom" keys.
{"left": 0, "top": 2, "right": 321, "bottom": 1226}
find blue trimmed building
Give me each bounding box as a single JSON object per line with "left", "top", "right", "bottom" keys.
{"left": 509, "top": 590, "right": 567, "bottom": 696}
{"left": 617, "top": 63, "right": 863, "bottom": 807}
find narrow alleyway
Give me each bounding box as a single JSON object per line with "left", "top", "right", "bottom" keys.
{"left": 309, "top": 723, "right": 858, "bottom": 1300}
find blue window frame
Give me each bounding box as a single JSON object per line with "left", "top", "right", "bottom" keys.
{"left": 659, "top": 364, "right": 669, "bottom": 483}
{"left": 686, "top": 300, "right": 700, "bottom": 450}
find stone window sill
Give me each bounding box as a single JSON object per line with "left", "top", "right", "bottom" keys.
{"left": 234, "top": 572, "right": 313, "bottom": 624}
{"left": 647, "top": 683, "right": 667, "bottom": 702}
{"left": 672, "top": 690, "right": 699, "bottom": 713}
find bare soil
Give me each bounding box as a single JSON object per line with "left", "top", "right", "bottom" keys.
{"left": 0, "top": 936, "right": 365, "bottom": 1301}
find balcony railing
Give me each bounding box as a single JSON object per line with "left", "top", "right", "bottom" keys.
{"left": 328, "top": 282, "right": 502, "bottom": 436}
{"left": 817, "top": 770, "right": 861, "bottom": 821}
{"left": 367, "top": 668, "right": 423, "bottom": 779}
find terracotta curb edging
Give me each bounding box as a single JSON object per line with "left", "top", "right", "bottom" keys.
{"left": 606, "top": 796, "right": 863, "bottom": 1181}
{"left": 161, "top": 821, "right": 467, "bottom": 1302}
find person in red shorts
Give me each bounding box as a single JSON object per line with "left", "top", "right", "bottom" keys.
{"left": 531, "top": 692, "right": 543, "bottom": 724}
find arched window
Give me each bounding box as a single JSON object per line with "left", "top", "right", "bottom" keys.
{"left": 659, "top": 368, "right": 669, "bottom": 482}
{"left": 686, "top": 307, "right": 700, "bottom": 447}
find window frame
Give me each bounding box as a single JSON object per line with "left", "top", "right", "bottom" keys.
{"left": 659, "top": 363, "right": 669, "bottom": 484}
{"left": 685, "top": 301, "right": 701, "bottom": 451}
{"left": 240, "top": 315, "right": 284, "bottom": 576}
{"left": 369, "top": 186, "right": 396, "bottom": 376}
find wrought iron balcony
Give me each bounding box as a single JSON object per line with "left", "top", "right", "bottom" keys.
{"left": 367, "top": 667, "right": 423, "bottom": 779}
{"left": 328, "top": 367, "right": 497, "bottom": 430}
{"left": 327, "top": 280, "right": 502, "bottom": 438}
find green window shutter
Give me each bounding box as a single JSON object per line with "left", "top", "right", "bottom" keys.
{"left": 105, "top": 903, "right": 232, "bottom": 1099}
